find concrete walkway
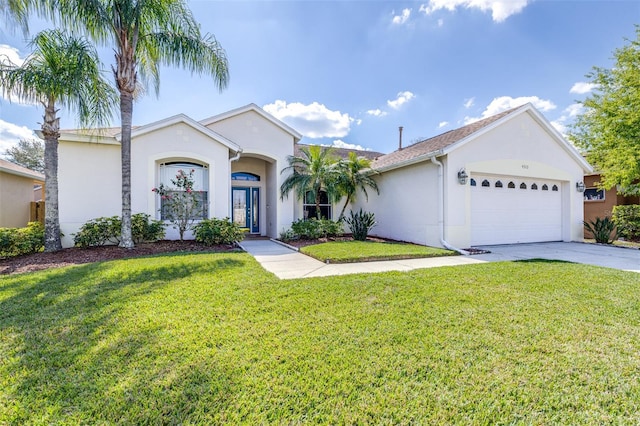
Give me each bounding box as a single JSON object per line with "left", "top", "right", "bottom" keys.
{"left": 239, "top": 239, "right": 483, "bottom": 279}
{"left": 238, "top": 239, "right": 640, "bottom": 279}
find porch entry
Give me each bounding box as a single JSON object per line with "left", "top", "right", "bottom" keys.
{"left": 232, "top": 187, "right": 259, "bottom": 233}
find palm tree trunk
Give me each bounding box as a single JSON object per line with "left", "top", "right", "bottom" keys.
{"left": 315, "top": 188, "right": 322, "bottom": 219}
{"left": 338, "top": 197, "right": 350, "bottom": 221}
{"left": 119, "top": 89, "right": 135, "bottom": 248}
{"left": 42, "top": 99, "right": 62, "bottom": 252}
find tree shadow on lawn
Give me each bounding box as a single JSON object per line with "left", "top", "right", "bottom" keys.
{"left": 0, "top": 253, "right": 246, "bottom": 423}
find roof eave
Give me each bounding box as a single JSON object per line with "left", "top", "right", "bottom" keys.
{"left": 372, "top": 149, "right": 445, "bottom": 173}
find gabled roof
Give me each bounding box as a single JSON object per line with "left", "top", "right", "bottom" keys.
{"left": 54, "top": 115, "right": 241, "bottom": 153}
{"left": 200, "top": 103, "right": 303, "bottom": 143}
{"left": 294, "top": 144, "right": 384, "bottom": 161}
{"left": 0, "top": 158, "right": 44, "bottom": 181}
{"left": 371, "top": 103, "right": 592, "bottom": 173}
{"left": 121, "top": 114, "right": 241, "bottom": 153}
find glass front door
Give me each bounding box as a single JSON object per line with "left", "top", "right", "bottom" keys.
{"left": 232, "top": 187, "right": 259, "bottom": 233}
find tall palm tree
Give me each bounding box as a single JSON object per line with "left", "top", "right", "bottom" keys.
{"left": 36, "top": 0, "right": 229, "bottom": 248}
{"left": 280, "top": 145, "right": 342, "bottom": 220}
{"left": 0, "top": 29, "right": 116, "bottom": 251}
{"left": 336, "top": 152, "right": 379, "bottom": 220}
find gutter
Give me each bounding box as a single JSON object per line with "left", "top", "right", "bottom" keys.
{"left": 430, "top": 156, "right": 470, "bottom": 256}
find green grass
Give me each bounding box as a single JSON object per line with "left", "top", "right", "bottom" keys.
{"left": 300, "top": 240, "right": 456, "bottom": 263}
{"left": 1, "top": 253, "right": 640, "bottom": 423}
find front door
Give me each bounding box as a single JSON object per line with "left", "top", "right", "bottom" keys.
{"left": 232, "top": 187, "right": 259, "bottom": 233}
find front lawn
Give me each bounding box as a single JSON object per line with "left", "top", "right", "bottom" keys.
{"left": 300, "top": 240, "right": 456, "bottom": 263}
{"left": 1, "top": 253, "right": 640, "bottom": 423}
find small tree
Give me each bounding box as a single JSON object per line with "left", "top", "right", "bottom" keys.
{"left": 152, "top": 169, "right": 204, "bottom": 241}
{"left": 3, "top": 138, "right": 44, "bottom": 172}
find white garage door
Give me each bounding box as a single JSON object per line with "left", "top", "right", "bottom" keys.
{"left": 470, "top": 174, "right": 562, "bottom": 246}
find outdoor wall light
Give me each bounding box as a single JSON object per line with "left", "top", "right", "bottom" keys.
{"left": 576, "top": 181, "right": 586, "bottom": 192}
{"left": 457, "top": 168, "right": 469, "bottom": 185}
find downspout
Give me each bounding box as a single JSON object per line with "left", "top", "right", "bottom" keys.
{"left": 430, "top": 156, "right": 470, "bottom": 255}
{"left": 228, "top": 149, "right": 242, "bottom": 218}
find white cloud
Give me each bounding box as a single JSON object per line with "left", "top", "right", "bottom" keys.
{"left": 366, "top": 109, "right": 387, "bottom": 117}
{"left": 387, "top": 91, "right": 415, "bottom": 110}
{"left": 419, "top": 0, "right": 530, "bottom": 23}
{"left": 438, "top": 121, "right": 449, "bottom": 128}
{"left": 392, "top": 8, "right": 412, "bottom": 25}
{"left": 564, "top": 103, "right": 583, "bottom": 117}
{"left": 437, "top": 18, "right": 444, "bottom": 27}
{"left": 464, "top": 96, "right": 556, "bottom": 124}
{"left": 263, "top": 100, "right": 352, "bottom": 139}
{"left": 550, "top": 120, "right": 567, "bottom": 135}
{"left": 0, "top": 44, "right": 25, "bottom": 67}
{"left": 549, "top": 103, "right": 584, "bottom": 137}
{"left": 463, "top": 97, "right": 475, "bottom": 109}
{"left": 570, "top": 82, "right": 597, "bottom": 95}
{"left": 331, "top": 139, "right": 371, "bottom": 151}
{"left": 0, "top": 119, "right": 37, "bottom": 152}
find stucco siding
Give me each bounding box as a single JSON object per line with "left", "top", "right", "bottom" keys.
{"left": 357, "top": 162, "right": 439, "bottom": 246}
{"left": 0, "top": 172, "right": 38, "bottom": 228}
{"left": 58, "top": 141, "right": 121, "bottom": 247}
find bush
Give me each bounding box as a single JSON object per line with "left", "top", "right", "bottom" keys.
{"left": 584, "top": 216, "right": 618, "bottom": 244}
{"left": 131, "top": 213, "right": 166, "bottom": 244}
{"left": 74, "top": 214, "right": 165, "bottom": 247}
{"left": 612, "top": 204, "right": 640, "bottom": 241}
{"left": 0, "top": 222, "right": 44, "bottom": 258}
{"left": 344, "top": 209, "right": 376, "bottom": 241}
{"left": 279, "top": 228, "right": 297, "bottom": 243}
{"left": 290, "top": 219, "right": 343, "bottom": 240}
{"left": 193, "top": 218, "right": 244, "bottom": 246}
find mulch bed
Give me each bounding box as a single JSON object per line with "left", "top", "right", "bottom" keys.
{"left": 0, "top": 240, "right": 239, "bottom": 276}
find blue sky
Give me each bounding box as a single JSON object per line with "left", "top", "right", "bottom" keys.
{"left": 0, "top": 0, "right": 638, "bottom": 155}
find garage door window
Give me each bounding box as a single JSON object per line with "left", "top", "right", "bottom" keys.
{"left": 495, "top": 180, "right": 503, "bottom": 188}
{"left": 542, "top": 184, "right": 549, "bottom": 190}
{"left": 482, "top": 179, "right": 490, "bottom": 187}
{"left": 552, "top": 185, "right": 558, "bottom": 191}
{"left": 531, "top": 183, "right": 538, "bottom": 190}
{"left": 520, "top": 183, "right": 527, "bottom": 189}
{"left": 470, "top": 178, "right": 476, "bottom": 186}
{"left": 508, "top": 181, "right": 515, "bottom": 189}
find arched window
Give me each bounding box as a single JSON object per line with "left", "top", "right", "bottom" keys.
{"left": 520, "top": 182, "right": 527, "bottom": 189}
{"left": 531, "top": 183, "right": 538, "bottom": 190}
{"left": 495, "top": 180, "right": 503, "bottom": 188}
{"left": 542, "top": 184, "right": 549, "bottom": 191}
{"left": 508, "top": 181, "right": 515, "bottom": 189}
{"left": 552, "top": 185, "right": 559, "bottom": 191}
{"left": 304, "top": 190, "right": 332, "bottom": 220}
{"left": 158, "top": 161, "right": 208, "bottom": 220}
{"left": 481, "top": 179, "right": 490, "bottom": 187}
{"left": 470, "top": 178, "right": 476, "bottom": 187}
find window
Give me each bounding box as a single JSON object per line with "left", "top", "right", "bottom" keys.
{"left": 542, "top": 184, "right": 549, "bottom": 191}
{"left": 531, "top": 183, "right": 538, "bottom": 190}
{"left": 508, "top": 181, "right": 515, "bottom": 189}
{"left": 520, "top": 182, "right": 527, "bottom": 189}
{"left": 158, "top": 162, "right": 208, "bottom": 220}
{"left": 481, "top": 179, "right": 490, "bottom": 187}
{"left": 495, "top": 180, "right": 503, "bottom": 188}
{"left": 552, "top": 185, "right": 559, "bottom": 191}
{"left": 584, "top": 188, "right": 605, "bottom": 201}
{"left": 470, "top": 178, "right": 476, "bottom": 186}
{"left": 304, "top": 190, "right": 332, "bottom": 219}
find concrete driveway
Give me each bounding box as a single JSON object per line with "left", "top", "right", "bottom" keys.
{"left": 474, "top": 242, "right": 640, "bottom": 273}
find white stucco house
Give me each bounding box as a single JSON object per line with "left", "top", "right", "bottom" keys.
{"left": 53, "top": 102, "right": 591, "bottom": 250}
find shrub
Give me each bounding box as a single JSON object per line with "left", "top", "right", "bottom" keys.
{"left": 279, "top": 228, "right": 297, "bottom": 243}
{"left": 152, "top": 169, "right": 204, "bottom": 241}
{"left": 584, "top": 216, "right": 618, "bottom": 244}
{"left": 344, "top": 209, "right": 376, "bottom": 241}
{"left": 0, "top": 222, "right": 44, "bottom": 258}
{"left": 193, "top": 218, "right": 244, "bottom": 245}
{"left": 74, "top": 214, "right": 165, "bottom": 247}
{"left": 612, "top": 204, "right": 640, "bottom": 241}
{"left": 131, "top": 213, "right": 166, "bottom": 244}
{"left": 73, "top": 216, "right": 121, "bottom": 247}
{"left": 290, "top": 219, "right": 343, "bottom": 240}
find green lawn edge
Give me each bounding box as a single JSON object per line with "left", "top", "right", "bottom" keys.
{"left": 300, "top": 240, "right": 457, "bottom": 263}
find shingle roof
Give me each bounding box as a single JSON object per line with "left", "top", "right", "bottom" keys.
{"left": 371, "top": 106, "right": 520, "bottom": 171}
{"left": 0, "top": 158, "right": 44, "bottom": 180}
{"left": 294, "top": 144, "right": 384, "bottom": 161}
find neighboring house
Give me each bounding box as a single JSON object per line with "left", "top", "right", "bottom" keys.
{"left": 353, "top": 103, "right": 592, "bottom": 249}
{"left": 583, "top": 173, "right": 639, "bottom": 224}
{"left": 0, "top": 158, "right": 45, "bottom": 228}
{"left": 53, "top": 102, "right": 591, "bottom": 249}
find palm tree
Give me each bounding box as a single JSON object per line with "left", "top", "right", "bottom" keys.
{"left": 37, "top": 0, "right": 229, "bottom": 248}
{"left": 336, "top": 152, "right": 379, "bottom": 220}
{"left": 0, "top": 29, "right": 116, "bottom": 251}
{"left": 280, "top": 145, "right": 342, "bottom": 220}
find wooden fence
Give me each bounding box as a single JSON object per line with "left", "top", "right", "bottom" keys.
{"left": 30, "top": 201, "right": 45, "bottom": 224}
